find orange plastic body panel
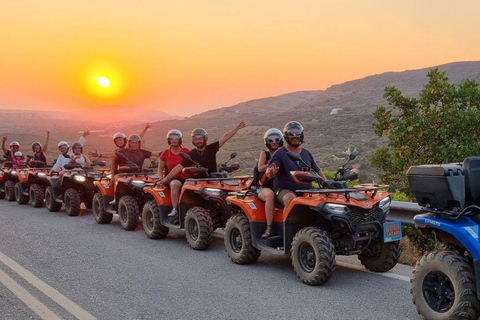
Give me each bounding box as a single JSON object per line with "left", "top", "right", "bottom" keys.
{"left": 179, "top": 177, "right": 250, "bottom": 200}
{"left": 144, "top": 185, "right": 172, "bottom": 206}
{"left": 226, "top": 195, "right": 283, "bottom": 223}
{"left": 94, "top": 180, "right": 114, "bottom": 196}
{"left": 291, "top": 171, "right": 315, "bottom": 184}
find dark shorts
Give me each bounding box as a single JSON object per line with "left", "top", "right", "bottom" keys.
{"left": 170, "top": 177, "right": 186, "bottom": 185}
{"left": 275, "top": 189, "right": 300, "bottom": 206}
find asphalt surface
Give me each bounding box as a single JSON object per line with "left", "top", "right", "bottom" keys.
{"left": 0, "top": 200, "right": 421, "bottom": 320}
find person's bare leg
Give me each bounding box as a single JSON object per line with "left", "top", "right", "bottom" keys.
{"left": 259, "top": 188, "right": 275, "bottom": 238}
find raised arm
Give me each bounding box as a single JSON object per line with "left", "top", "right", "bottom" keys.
{"left": 139, "top": 123, "right": 151, "bottom": 139}
{"left": 2, "top": 136, "right": 8, "bottom": 154}
{"left": 219, "top": 120, "right": 245, "bottom": 148}
{"left": 78, "top": 130, "right": 90, "bottom": 145}
{"left": 43, "top": 130, "right": 50, "bottom": 154}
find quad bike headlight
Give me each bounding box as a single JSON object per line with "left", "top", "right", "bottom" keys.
{"left": 10, "top": 171, "right": 17, "bottom": 176}
{"left": 106, "top": 174, "right": 112, "bottom": 179}
{"left": 36, "top": 172, "right": 47, "bottom": 178}
{"left": 130, "top": 180, "right": 146, "bottom": 187}
{"left": 325, "top": 203, "right": 348, "bottom": 214}
{"left": 203, "top": 188, "right": 223, "bottom": 196}
{"left": 379, "top": 196, "right": 391, "bottom": 211}
{"left": 74, "top": 175, "right": 86, "bottom": 182}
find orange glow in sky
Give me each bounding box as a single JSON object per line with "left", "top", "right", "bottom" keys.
{"left": 1, "top": 1, "right": 479, "bottom": 116}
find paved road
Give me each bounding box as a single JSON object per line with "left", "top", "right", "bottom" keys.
{"left": 0, "top": 200, "right": 421, "bottom": 319}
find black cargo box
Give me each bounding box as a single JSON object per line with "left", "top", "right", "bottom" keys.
{"left": 406, "top": 163, "right": 464, "bottom": 211}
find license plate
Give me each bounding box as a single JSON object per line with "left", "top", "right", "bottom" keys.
{"left": 383, "top": 221, "right": 402, "bottom": 243}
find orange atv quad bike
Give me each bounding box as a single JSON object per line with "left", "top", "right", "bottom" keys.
{"left": 14, "top": 156, "right": 51, "bottom": 206}
{"left": 141, "top": 152, "right": 251, "bottom": 250}
{"left": 45, "top": 160, "right": 108, "bottom": 215}
{"left": 92, "top": 152, "right": 158, "bottom": 230}
{"left": 0, "top": 155, "right": 23, "bottom": 201}
{"left": 224, "top": 151, "right": 401, "bottom": 286}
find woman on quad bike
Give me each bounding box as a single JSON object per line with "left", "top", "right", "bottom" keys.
{"left": 266, "top": 121, "right": 326, "bottom": 213}
{"left": 30, "top": 130, "right": 50, "bottom": 164}
{"left": 88, "top": 123, "right": 151, "bottom": 159}
{"left": 2, "top": 137, "right": 20, "bottom": 160}
{"left": 159, "top": 129, "right": 190, "bottom": 217}
{"left": 69, "top": 142, "right": 91, "bottom": 166}
{"left": 257, "top": 128, "right": 283, "bottom": 238}
{"left": 12, "top": 151, "right": 25, "bottom": 168}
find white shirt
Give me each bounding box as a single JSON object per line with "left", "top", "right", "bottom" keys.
{"left": 51, "top": 136, "right": 87, "bottom": 172}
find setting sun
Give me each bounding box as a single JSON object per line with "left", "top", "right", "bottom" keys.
{"left": 97, "top": 76, "right": 110, "bottom": 88}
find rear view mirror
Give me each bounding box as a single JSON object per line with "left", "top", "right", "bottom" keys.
{"left": 230, "top": 152, "right": 237, "bottom": 159}
{"left": 349, "top": 150, "right": 359, "bottom": 160}
{"left": 183, "top": 166, "right": 208, "bottom": 175}
{"left": 93, "top": 160, "right": 107, "bottom": 167}
{"left": 180, "top": 152, "right": 192, "bottom": 161}
{"left": 224, "top": 163, "right": 240, "bottom": 173}
{"left": 286, "top": 152, "right": 302, "bottom": 162}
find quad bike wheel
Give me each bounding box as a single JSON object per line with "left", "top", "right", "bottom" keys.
{"left": 411, "top": 249, "right": 480, "bottom": 320}
{"left": 224, "top": 214, "right": 261, "bottom": 264}
{"left": 358, "top": 236, "right": 400, "bottom": 272}
{"left": 142, "top": 200, "right": 169, "bottom": 239}
{"left": 291, "top": 227, "right": 336, "bottom": 286}
{"left": 5, "top": 180, "right": 15, "bottom": 201}
{"left": 64, "top": 188, "right": 81, "bottom": 216}
{"left": 45, "top": 186, "right": 62, "bottom": 212}
{"left": 29, "top": 184, "right": 44, "bottom": 208}
{"left": 185, "top": 206, "right": 213, "bottom": 250}
{"left": 92, "top": 193, "right": 113, "bottom": 224}
{"left": 118, "top": 195, "right": 139, "bottom": 231}
{"left": 14, "top": 182, "right": 29, "bottom": 205}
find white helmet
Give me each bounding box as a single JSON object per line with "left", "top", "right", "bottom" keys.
{"left": 167, "top": 129, "right": 183, "bottom": 145}
{"left": 58, "top": 141, "right": 69, "bottom": 149}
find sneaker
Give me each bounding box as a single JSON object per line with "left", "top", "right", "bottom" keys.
{"left": 168, "top": 208, "right": 177, "bottom": 217}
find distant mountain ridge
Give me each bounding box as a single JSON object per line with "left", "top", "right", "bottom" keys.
{"left": 2, "top": 61, "right": 480, "bottom": 182}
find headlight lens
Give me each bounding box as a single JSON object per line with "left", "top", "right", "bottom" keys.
{"left": 325, "top": 203, "right": 348, "bottom": 214}
{"left": 203, "top": 188, "right": 222, "bottom": 196}
{"left": 11, "top": 171, "right": 17, "bottom": 175}
{"left": 74, "top": 175, "right": 86, "bottom": 182}
{"left": 106, "top": 174, "right": 112, "bottom": 179}
{"left": 131, "top": 180, "right": 146, "bottom": 187}
{"left": 379, "top": 196, "right": 391, "bottom": 210}
{"left": 37, "top": 172, "right": 47, "bottom": 177}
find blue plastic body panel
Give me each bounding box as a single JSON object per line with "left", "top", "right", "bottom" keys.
{"left": 414, "top": 213, "right": 480, "bottom": 259}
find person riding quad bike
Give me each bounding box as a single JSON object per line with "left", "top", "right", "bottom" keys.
{"left": 88, "top": 123, "right": 151, "bottom": 159}
{"left": 14, "top": 155, "right": 50, "bottom": 206}
{"left": 30, "top": 130, "right": 50, "bottom": 164}
{"left": 92, "top": 133, "right": 160, "bottom": 230}
{"left": 142, "top": 150, "right": 251, "bottom": 250}
{"left": 2, "top": 138, "right": 20, "bottom": 160}
{"left": 223, "top": 122, "right": 400, "bottom": 286}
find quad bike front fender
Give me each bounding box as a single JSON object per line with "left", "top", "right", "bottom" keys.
{"left": 227, "top": 196, "right": 266, "bottom": 222}
{"left": 415, "top": 213, "right": 480, "bottom": 259}
{"left": 94, "top": 180, "right": 114, "bottom": 197}
{"left": 144, "top": 187, "right": 172, "bottom": 206}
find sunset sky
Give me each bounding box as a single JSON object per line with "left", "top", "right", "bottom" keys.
{"left": 1, "top": 1, "right": 479, "bottom": 116}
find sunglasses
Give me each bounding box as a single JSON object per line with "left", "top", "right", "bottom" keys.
{"left": 267, "top": 137, "right": 281, "bottom": 144}
{"left": 169, "top": 137, "right": 180, "bottom": 141}
{"left": 285, "top": 131, "right": 301, "bottom": 137}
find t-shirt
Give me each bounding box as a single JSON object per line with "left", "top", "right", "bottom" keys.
{"left": 268, "top": 146, "right": 320, "bottom": 192}
{"left": 160, "top": 147, "right": 190, "bottom": 179}
{"left": 52, "top": 152, "right": 73, "bottom": 172}
{"left": 116, "top": 149, "right": 152, "bottom": 169}
{"left": 180, "top": 141, "right": 220, "bottom": 175}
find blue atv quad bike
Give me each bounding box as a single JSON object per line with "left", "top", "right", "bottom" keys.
{"left": 407, "top": 157, "right": 480, "bottom": 320}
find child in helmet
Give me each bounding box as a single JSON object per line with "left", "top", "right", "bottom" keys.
{"left": 257, "top": 128, "right": 283, "bottom": 238}
{"left": 12, "top": 151, "right": 25, "bottom": 168}
{"left": 50, "top": 131, "right": 90, "bottom": 172}
{"left": 158, "top": 130, "right": 190, "bottom": 217}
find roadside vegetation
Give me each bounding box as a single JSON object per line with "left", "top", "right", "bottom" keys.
{"left": 371, "top": 68, "right": 480, "bottom": 264}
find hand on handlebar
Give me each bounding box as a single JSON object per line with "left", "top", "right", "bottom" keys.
{"left": 158, "top": 178, "right": 168, "bottom": 188}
